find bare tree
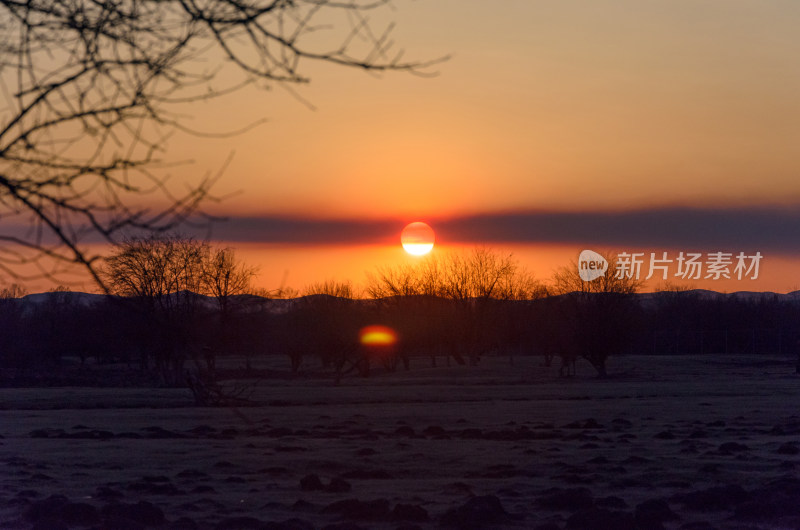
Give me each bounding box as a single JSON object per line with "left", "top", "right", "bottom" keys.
{"left": 442, "top": 248, "right": 544, "bottom": 364}
{"left": 549, "top": 252, "right": 643, "bottom": 377}
{"left": 102, "top": 235, "right": 266, "bottom": 384}
{"left": 367, "top": 247, "right": 544, "bottom": 365}
{"left": 0, "top": 283, "right": 28, "bottom": 299}
{"left": 295, "top": 280, "right": 364, "bottom": 379}
{"left": 200, "top": 246, "right": 257, "bottom": 369}
{"left": 102, "top": 235, "right": 208, "bottom": 306}
{"left": 304, "top": 279, "right": 357, "bottom": 299}
{"left": 551, "top": 252, "right": 642, "bottom": 296}
{"left": 203, "top": 247, "right": 256, "bottom": 326}
{"left": 0, "top": 282, "right": 27, "bottom": 367}
{"left": 102, "top": 235, "right": 210, "bottom": 383}
{"left": 0, "top": 0, "right": 443, "bottom": 285}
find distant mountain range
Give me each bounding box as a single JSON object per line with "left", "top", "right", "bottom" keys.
{"left": 634, "top": 289, "right": 800, "bottom": 309}
{"left": 9, "top": 289, "right": 800, "bottom": 312}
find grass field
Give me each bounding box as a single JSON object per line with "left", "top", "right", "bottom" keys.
{"left": 2, "top": 354, "right": 799, "bottom": 529}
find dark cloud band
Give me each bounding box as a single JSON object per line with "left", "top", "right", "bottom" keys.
{"left": 9, "top": 207, "right": 795, "bottom": 252}
{"left": 204, "top": 207, "right": 800, "bottom": 253}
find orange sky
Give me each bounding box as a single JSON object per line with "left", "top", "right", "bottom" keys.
{"left": 7, "top": 1, "right": 800, "bottom": 294}
{"left": 178, "top": 1, "right": 800, "bottom": 218}
{"left": 237, "top": 242, "right": 797, "bottom": 296}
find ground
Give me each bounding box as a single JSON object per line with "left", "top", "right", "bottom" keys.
{"left": 1, "top": 354, "right": 799, "bottom": 529}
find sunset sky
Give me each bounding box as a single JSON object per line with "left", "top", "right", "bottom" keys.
{"left": 26, "top": 1, "right": 800, "bottom": 293}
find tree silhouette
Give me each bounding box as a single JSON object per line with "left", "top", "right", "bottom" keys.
{"left": 102, "top": 235, "right": 210, "bottom": 382}
{"left": 202, "top": 247, "right": 257, "bottom": 369}
{"left": 367, "top": 247, "right": 544, "bottom": 365}
{"left": 551, "top": 252, "right": 643, "bottom": 376}
{"left": 291, "top": 281, "right": 364, "bottom": 380}
{"left": 0, "top": 0, "right": 443, "bottom": 285}
{"left": 0, "top": 283, "right": 27, "bottom": 367}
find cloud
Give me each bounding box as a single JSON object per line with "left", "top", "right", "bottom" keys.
{"left": 204, "top": 206, "right": 800, "bottom": 253}
{"left": 203, "top": 216, "right": 402, "bottom": 245}
{"left": 435, "top": 207, "right": 800, "bottom": 252}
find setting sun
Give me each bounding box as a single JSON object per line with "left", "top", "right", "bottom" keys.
{"left": 401, "top": 222, "right": 435, "bottom": 256}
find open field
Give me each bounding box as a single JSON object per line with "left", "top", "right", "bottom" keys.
{"left": 2, "top": 354, "right": 799, "bottom": 529}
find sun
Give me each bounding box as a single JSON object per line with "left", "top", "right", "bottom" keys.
{"left": 401, "top": 221, "right": 435, "bottom": 256}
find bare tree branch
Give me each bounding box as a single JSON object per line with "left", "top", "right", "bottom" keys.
{"left": 0, "top": 0, "right": 445, "bottom": 288}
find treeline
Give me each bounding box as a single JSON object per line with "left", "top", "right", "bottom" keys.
{"left": 635, "top": 290, "right": 800, "bottom": 356}
{"left": 1, "top": 239, "right": 799, "bottom": 385}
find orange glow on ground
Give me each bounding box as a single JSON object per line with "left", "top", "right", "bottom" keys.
{"left": 401, "top": 222, "right": 435, "bottom": 256}
{"left": 359, "top": 325, "right": 398, "bottom": 346}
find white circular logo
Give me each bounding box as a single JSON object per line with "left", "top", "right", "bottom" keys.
{"left": 578, "top": 249, "right": 608, "bottom": 281}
